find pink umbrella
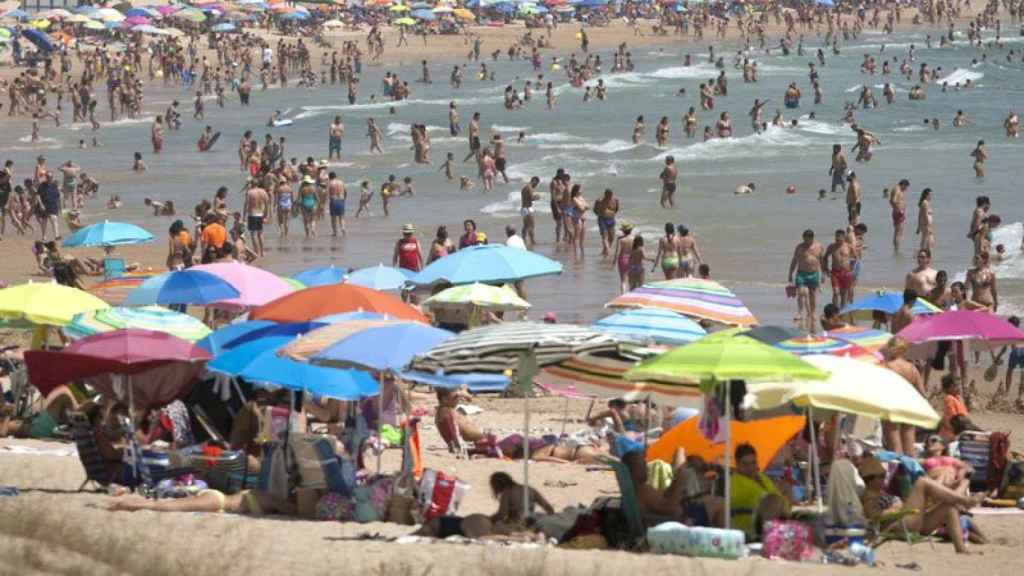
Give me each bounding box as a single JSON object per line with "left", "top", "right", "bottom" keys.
{"left": 25, "top": 328, "right": 210, "bottom": 408}
{"left": 125, "top": 15, "right": 150, "bottom": 25}
{"left": 897, "top": 309, "right": 1024, "bottom": 345}
{"left": 191, "top": 262, "right": 295, "bottom": 309}
{"left": 154, "top": 5, "right": 180, "bottom": 15}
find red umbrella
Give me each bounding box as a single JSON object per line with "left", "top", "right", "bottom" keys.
{"left": 25, "top": 329, "right": 210, "bottom": 407}
{"left": 250, "top": 283, "right": 429, "bottom": 323}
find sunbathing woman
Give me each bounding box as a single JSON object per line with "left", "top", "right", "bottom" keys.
{"left": 108, "top": 488, "right": 297, "bottom": 517}
{"left": 529, "top": 438, "right": 607, "bottom": 464}
{"left": 0, "top": 384, "right": 81, "bottom": 440}
{"left": 859, "top": 457, "right": 983, "bottom": 553}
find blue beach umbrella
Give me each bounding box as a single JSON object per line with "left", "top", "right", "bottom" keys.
{"left": 211, "top": 22, "right": 236, "bottom": 32}
{"left": 124, "top": 269, "right": 240, "bottom": 306}
{"left": 209, "top": 337, "right": 380, "bottom": 400}
{"left": 223, "top": 321, "right": 326, "bottom": 349}
{"left": 21, "top": 29, "right": 55, "bottom": 51}
{"left": 124, "top": 8, "right": 154, "bottom": 18}
{"left": 3, "top": 8, "right": 29, "bottom": 20}
{"left": 399, "top": 370, "right": 510, "bottom": 392}
{"left": 494, "top": 2, "right": 516, "bottom": 13}
{"left": 411, "top": 8, "right": 435, "bottom": 20}
{"left": 196, "top": 320, "right": 274, "bottom": 355}
{"left": 64, "top": 221, "right": 154, "bottom": 247}
{"left": 840, "top": 290, "right": 942, "bottom": 320}
{"left": 292, "top": 265, "right": 348, "bottom": 287}
{"left": 346, "top": 265, "right": 411, "bottom": 291}
{"left": 594, "top": 308, "right": 706, "bottom": 345}
{"left": 315, "top": 311, "right": 391, "bottom": 323}
{"left": 280, "top": 11, "right": 309, "bottom": 20}
{"left": 412, "top": 244, "right": 562, "bottom": 286}
{"left": 312, "top": 323, "right": 455, "bottom": 372}
{"left": 74, "top": 6, "right": 100, "bottom": 16}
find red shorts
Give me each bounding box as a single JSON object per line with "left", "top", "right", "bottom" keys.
{"left": 831, "top": 267, "right": 853, "bottom": 291}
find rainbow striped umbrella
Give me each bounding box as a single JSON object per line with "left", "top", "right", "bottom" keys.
{"left": 606, "top": 278, "right": 758, "bottom": 327}
{"left": 64, "top": 306, "right": 212, "bottom": 342}
{"left": 774, "top": 335, "right": 881, "bottom": 364}
{"left": 87, "top": 274, "right": 152, "bottom": 306}
{"left": 825, "top": 326, "right": 893, "bottom": 353}
{"left": 535, "top": 353, "right": 703, "bottom": 405}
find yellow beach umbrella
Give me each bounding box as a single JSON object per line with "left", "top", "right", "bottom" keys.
{"left": 83, "top": 20, "right": 106, "bottom": 30}
{"left": 453, "top": 7, "right": 474, "bottom": 19}
{"left": 0, "top": 281, "right": 110, "bottom": 327}
{"left": 394, "top": 16, "right": 415, "bottom": 24}
{"left": 30, "top": 19, "right": 51, "bottom": 29}
{"left": 390, "top": 4, "right": 410, "bottom": 11}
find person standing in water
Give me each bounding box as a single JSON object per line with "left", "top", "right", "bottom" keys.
{"left": 463, "top": 112, "right": 481, "bottom": 163}
{"left": 612, "top": 223, "right": 635, "bottom": 293}
{"left": 243, "top": 179, "right": 269, "bottom": 258}
{"left": 788, "top": 229, "right": 824, "bottom": 334}
{"left": 916, "top": 188, "right": 934, "bottom": 253}
{"left": 829, "top": 144, "right": 848, "bottom": 194}
{"left": 970, "top": 140, "right": 987, "bottom": 178}
{"left": 890, "top": 178, "right": 909, "bottom": 253}
{"left": 659, "top": 156, "right": 677, "bottom": 209}
{"left": 327, "top": 172, "right": 346, "bottom": 237}
{"left": 328, "top": 116, "right": 345, "bottom": 161}
{"left": 519, "top": 176, "right": 540, "bottom": 248}
{"left": 593, "top": 188, "right": 619, "bottom": 258}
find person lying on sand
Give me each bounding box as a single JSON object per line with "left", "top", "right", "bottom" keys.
{"left": 107, "top": 488, "right": 297, "bottom": 517}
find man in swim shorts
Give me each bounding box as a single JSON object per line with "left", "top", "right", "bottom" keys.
{"left": 520, "top": 176, "right": 540, "bottom": 247}
{"left": 594, "top": 188, "right": 620, "bottom": 257}
{"left": 244, "top": 179, "right": 270, "bottom": 258}
{"left": 327, "top": 171, "right": 346, "bottom": 237}
{"left": 829, "top": 144, "right": 848, "bottom": 194}
{"left": 788, "top": 229, "right": 824, "bottom": 334}
{"left": 328, "top": 116, "right": 344, "bottom": 160}
{"left": 889, "top": 178, "right": 909, "bottom": 253}
{"left": 824, "top": 229, "right": 854, "bottom": 308}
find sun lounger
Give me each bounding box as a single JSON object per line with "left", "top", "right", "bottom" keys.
{"left": 596, "top": 455, "right": 679, "bottom": 548}
{"left": 69, "top": 411, "right": 112, "bottom": 492}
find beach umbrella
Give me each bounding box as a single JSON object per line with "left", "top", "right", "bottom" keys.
{"left": 62, "top": 219, "right": 151, "bottom": 247}
{"left": 68, "top": 13, "right": 93, "bottom": 23}
{"left": 746, "top": 355, "right": 939, "bottom": 428}
{"left": 646, "top": 415, "right": 806, "bottom": 471}
{"left": 279, "top": 276, "right": 305, "bottom": 291}
{"left": 0, "top": 282, "right": 109, "bottom": 327}
{"left": 280, "top": 10, "right": 310, "bottom": 19}
{"left": 124, "top": 7, "right": 157, "bottom": 18}
{"left": 316, "top": 311, "right": 392, "bottom": 323}
{"left": 83, "top": 20, "right": 106, "bottom": 30}
{"left": 0, "top": 29, "right": 10, "bottom": 40}
{"left": 291, "top": 264, "right": 348, "bottom": 287}
{"left": 773, "top": 334, "right": 880, "bottom": 364}
{"left": 346, "top": 264, "right": 411, "bottom": 291}
{"left": 840, "top": 290, "right": 941, "bottom": 321}
{"left": 40, "top": 8, "right": 72, "bottom": 19}
{"left": 64, "top": 305, "right": 211, "bottom": 342}
{"left": 825, "top": 326, "right": 891, "bottom": 353}
{"left": 399, "top": 370, "right": 509, "bottom": 392}
{"left": 125, "top": 15, "right": 151, "bottom": 25}
{"left": 421, "top": 282, "right": 530, "bottom": 313}
{"left": 211, "top": 22, "right": 236, "bottom": 31}
{"left": 163, "top": 27, "right": 186, "bottom": 36}
{"left": 251, "top": 283, "right": 428, "bottom": 323}
{"left": 897, "top": 309, "right": 1024, "bottom": 346}
{"left": 389, "top": 3, "right": 411, "bottom": 10}
{"left": 124, "top": 269, "right": 241, "bottom": 307}
{"left": 131, "top": 24, "right": 166, "bottom": 34}
{"left": 30, "top": 19, "right": 51, "bottom": 30}
{"left": 410, "top": 9, "right": 434, "bottom": 19}
{"left": 594, "top": 308, "right": 705, "bottom": 345}
{"left": 409, "top": 321, "right": 619, "bottom": 375}
{"left": 453, "top": 7, "right": 475, "bottom": 19}
{"left": 190, "top": 262, "right": 295, "bottom": 309}
{"left": 208, "top": 337, "right": 380, "bottom": 400}
{"left": 322, "top": 18, "right": 345, "bottom": 27}
{"left": 96, "top": 8, "right": 126, "bottom": 21}
{"left": 625, "top": 333, "right": 828, "bottom": 528}
{"left": 154, "top": 5, "right": 181, "bottom": 16}
{"left": 196, "top": 320, "right": 275, "bottom": 356}
{"left": 2, "top": 9, "right": 29, "bottom": 20}
{"left": 24, "top": 329, "right": 211, "bottom": 406}
{"left": 223, "top": 321, "right": 327, "bottom": 350}
{"left": 278, "top": 319, "right": 401, "bottom": 360}
{"left": 432, "top": 5, "right": 453, "bottom": 11}
{"left": 606, "top": 278, "right": 758, "bottom": 327}
{"left": 313, "top": 323, "right": 455, "bottom": 372}
{"left": 177, "top": 8, "right": 207, "bottom": 21}
{"left": 394, "top": 15, "right": 416, "bottom": 24}
{"left": 412, "top": 244, "right": 562, "bottom": 286}
{"left": 533, "top": 352, "right": 699, "bottom": 403}
{"left": 75, "top": 6, "right": 101, "bottom": 16}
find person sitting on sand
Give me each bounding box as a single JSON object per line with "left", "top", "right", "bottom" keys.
{"left": 489, "top": 472, "right": 555, "bottom": 528}
{"left": 859, "top": 456, "right": 983, "bottom": 554}
{"left": 435, "top": 388, "right": 485, "bottom": 453}
{"left": 820, "top": 303, "right": 848, "bottom": 331}
{"left": 0, "top": 384, "right": 82, "bottom": 440}
{"left": 64, "top": 210, "right": 85, "bottom": 233}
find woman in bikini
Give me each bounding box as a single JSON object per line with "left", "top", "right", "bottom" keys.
{"left": 632, "top": 115, "right": 645, "bottom": 144}
{"left": 683, "top": 107, "right": 698, "bottom": 138}
{"left": 427, "top": 225, "right": 454, "bottom": 264}
{"left": 652, "top": 222, "right": 679, "bottom": 279}
{"left": 628, "top": 235, "right": 652, "bottom": 290}
{"left": 966, "top": 251, "right": 998, "bottom": 311}
{"left": 676, "top": 225, "right": 703, "bottom": 278}
{"left": 612, "top": 224, "right": 635, "bottom": 293}
{"left": 716, "top": 112, "right": 733, "bottom": 138}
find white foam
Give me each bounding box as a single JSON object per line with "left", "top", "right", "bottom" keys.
{"left": 645, "top": 126, "right": 823, "bottom": 163}
{"left": 648, "top": 62, "right": 719, "bottom": 80}
{"left": 798, "top": 120, "right": 850, "bottom": 136}
{"left": 491, "top": 125, "right": 531, "bottom": 132}
{"left": 893, "top": 124, "right": 927, "bottom": 132}
{"left": 538, "top": 138, "right": 639, "bottom": 154}
{"left": 65, "top": 115, "right": 156, "bottom": 132}
{"left": 937, "top": 68, "right": 984, "bottom": 85}
{"left": 527, "top": 132, "right": 587, "bottom": 144}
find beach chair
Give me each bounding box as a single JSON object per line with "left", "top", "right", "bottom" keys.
{"left": 69, "top": 411, "right": 112, "bottom": 492}
{"left": 102, "top": 257, "right": 127, "bottom": 280}
{"left": 956, "top": 431, "right": 992, "bottom": 492}
{"left": 596, "top": 455, "right": 647, "bottom": 547}
{"left": 178, "top": 444, "right": 249, "bottom": 494}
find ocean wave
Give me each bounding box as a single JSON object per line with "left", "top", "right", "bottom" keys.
{"left": 643, "top": 126, "right": 823, "bottom": 163}
{"left": 386, "top": 122, "right": 447, "bottom": 136}
{"left": 648, "top": 62, "right": 719, "bottom": 80}
{"left": 893, "top": 124, "right": 927, "bottom": 132}
{"left": 505, "top": 153, "right": 620, "bottom": 183}
{"left": 527, "top": 132, "right": 587, "bottom": 144}
{"left": 952, "top": 222, "right": 1023, "bottom": 283}
{"left": 937, "top": 68, "right": 984, "bottom": 85}
{"left": 481, "top": 189, "right": 551, "bottom": 218}
{"left": 538, "top": 138, "right": 639, "bottom": 154}
{"left": 491, "top": 124, "right": 531, "bottom": 132}
{"left": 65, "top": 115, "right": 156, "bottom": 132}
{"left": 798, "top": 119, "right": 851, "bottom": 136}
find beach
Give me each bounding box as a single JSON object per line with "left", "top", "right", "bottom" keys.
{"left": 2, "top": 3, "right": 1024, "bottom": 575}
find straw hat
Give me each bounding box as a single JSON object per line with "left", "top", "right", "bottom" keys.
{"left": 620, "top": 223, "right": 634, "bottom": 233}
{"left": 402, "top": 223, "right": 416, "bottom": 234}
{"left": 301, "top": 175, "right": 315, "bottom": 184}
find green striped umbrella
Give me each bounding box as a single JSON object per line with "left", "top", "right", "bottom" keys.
{"left": 64, "top": 306, "right": 212, "bottom": 342}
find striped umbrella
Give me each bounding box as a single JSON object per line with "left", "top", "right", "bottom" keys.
{"left": 278, "top": 319, "right": 401, "bottom": 360}
{"left": 409, "top": 322, "right": 619, "bottom": 375}
{"left": 774, "top": 335, "right": 881, "bottom": 364}
{"left": 87, "top": 274, "right": 152, "bottom": 306}
{"left": 421, "top": 282, "right": 530, "bottom": 312}
{"left": 606, "top": 278, "right": 758, "bottom": 327}
{"left": 594, "top": 308, "right": 705, "bottom": 345}
{"left": 64, "top": 306, "right": 212, "bottom": 342}
{"left": 825, "top": 326, "right": 893, "bottom": 353}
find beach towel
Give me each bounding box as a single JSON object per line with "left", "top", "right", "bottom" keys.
{"left": 646, "top": 522, "right": 745, "bottom": 559}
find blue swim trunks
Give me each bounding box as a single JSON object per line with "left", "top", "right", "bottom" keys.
{"left": 795, "top": 270, "right": 820, "bottom": 290}
{"left": 329, "top": 198, "right": 345, "bottom": 217}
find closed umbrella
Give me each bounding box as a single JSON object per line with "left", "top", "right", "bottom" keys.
{"left": 292, "top": 264, "right": 348, "bottom": 287}
{"left": 124, "top": 269, "right": 241, "bottom": 307}
{"left": 594, "top": 308, "right": 705, "bottom": 345}
{"left": 412, "top": 244, "right": 562, "bottom": 286}
{"left": 64, "top": 306, "right": 212, "bottom": 342}
{"left": 251, "top": 283, "right": 428, "bottom": 323}
{"left": 607, "top": 278, "right": 758, "bottom": 327}
{"left": 346, "top": 264, "right": 411, "bottom": 291}
{"left": 63, "top": 221, "right": 154, "bottom": 248}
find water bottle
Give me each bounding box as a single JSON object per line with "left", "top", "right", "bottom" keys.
{"left": 849, "top": 542, "right": 875, "bottom": 567}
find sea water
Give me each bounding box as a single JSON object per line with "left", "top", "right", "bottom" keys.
{"left": 4, "top": 30, "right": 1023, "bottom": 324}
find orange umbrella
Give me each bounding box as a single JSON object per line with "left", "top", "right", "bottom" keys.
{"left": 87, "top": 274, "right": 153, "bottom": 306}
{"left": 646, "top": 414, "right": 805, "bottom": 471}
{"left": 250, "top": 283, "right": 429, "bottom": 324}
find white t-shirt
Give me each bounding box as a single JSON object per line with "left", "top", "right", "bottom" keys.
{"left": 506, "top": 235, "right": 526, "bottom": 249}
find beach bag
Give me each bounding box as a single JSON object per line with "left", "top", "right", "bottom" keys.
{"left": 417, "top": 469, "right": 468, "bottom": 522}
{"left": 1000, "top": 458, "right": 1024, "bottom": 501}
{"left": 316, "top": 492, "right": 354, "bottom": 522}
{"left": 290, "top": 434, "right": 356, "bottom": 497}
{"left": 761, "top": 520, "right": 814, "bottom": 561}
{"left": 258, "top": 442, "right": 292, "bottom": 501}
{"left": 646, "top": 522, "right": 746, "bottom": 560}
{"left": 353, "top": 485, "right": 379, "bottom": 523}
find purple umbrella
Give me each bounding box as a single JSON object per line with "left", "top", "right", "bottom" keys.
{"left": 897, "top": 310, "right": 1024, "bottom": 346}
{"left": 125, "top": 15, "right": 151, "bottom": 25}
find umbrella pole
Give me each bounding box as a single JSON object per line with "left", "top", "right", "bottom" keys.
{"left": 523, "top": 390, "right": 531, "bottom": 517}
{"left": 642, "top": 396, "right": 651, "bottom": 453}
{"left": 377, "top": 372, "right": 385, "bottom": 474}
{"left": 560, "top": 395, "right": 569, "bottom": 437}
{"left": 723, "top": 379, "right": 731, "bottom": 531}
{"left": 808, "top": 406, "right": 823, "bottom": 511}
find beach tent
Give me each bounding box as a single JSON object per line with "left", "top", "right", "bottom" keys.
{"left": 646, "top": 415, "right": 806, "bottom": 471}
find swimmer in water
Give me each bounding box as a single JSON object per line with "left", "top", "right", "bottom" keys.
{"left": 970, "top": 140, "right": 987, "bottom": 178}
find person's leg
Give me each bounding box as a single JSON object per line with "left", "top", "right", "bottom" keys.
{"left": 900, "top": 424, "right": 916, "bottom": 456}
{"left": 882, "top": 421, "right": 902, "bottom": 454}
{"left": 109, "top": 490, "right": 238, "bottom": 513}
{"left": 904, "top": 476, "right": 977, "bottom": 511}
{"left": 906, "top": 503, "right": 967, "bottom": 553}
